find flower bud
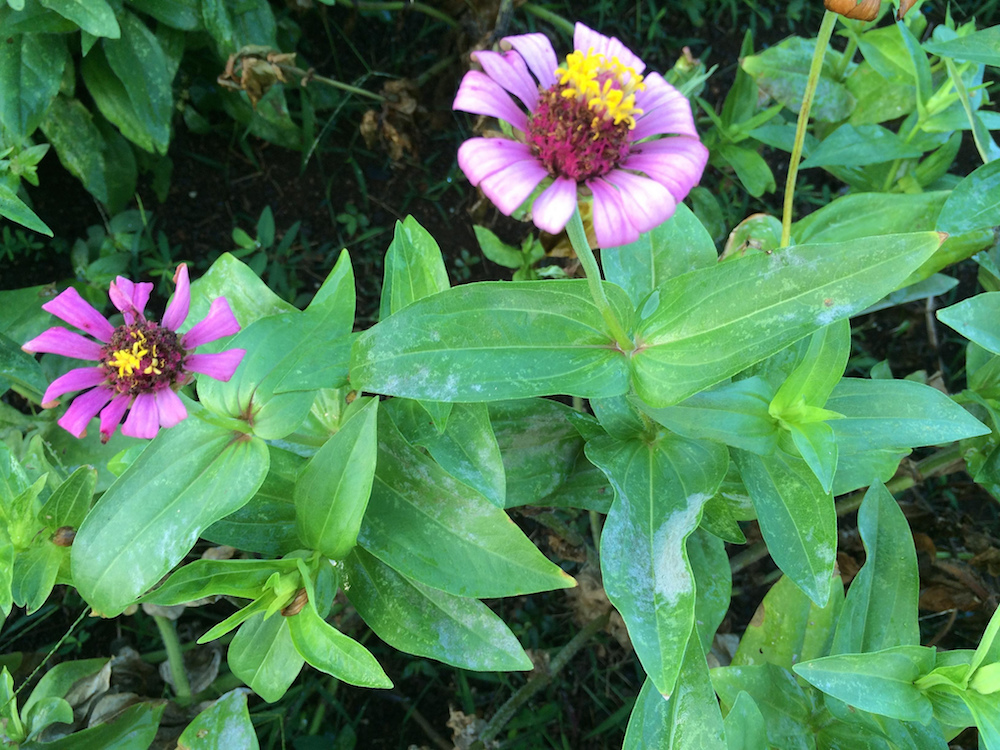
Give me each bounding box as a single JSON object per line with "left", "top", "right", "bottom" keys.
{"left": 824, "top": 0, "right": 880, "bottom": 20}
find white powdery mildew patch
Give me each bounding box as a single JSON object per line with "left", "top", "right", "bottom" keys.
{"left": 814, "top": 302, "right": 853, "bottom": 327}
{"left": 652, "top": 492, "right": 710, "bottom": 604}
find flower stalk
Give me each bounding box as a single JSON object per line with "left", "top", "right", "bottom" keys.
{"left": 154, "top": 614, "right": 192, "bottom": 699}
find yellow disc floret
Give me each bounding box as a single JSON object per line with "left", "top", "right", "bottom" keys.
{"left": 107, "top": 330, "right": 149, "bottom": 378}
{"left": 555, "top": 48, "right": 645, "bottom": 129}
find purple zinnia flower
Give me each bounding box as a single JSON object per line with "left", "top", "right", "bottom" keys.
{"left": 22, "top": 264, "right": 246, "bottom": 443}
{"left": 454, "top": 23, "right": 708, "bottom": 248}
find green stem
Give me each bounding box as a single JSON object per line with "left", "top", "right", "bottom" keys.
{"left": 154, "top": 614, "right": 191, "bottom": 699}
{"left": 831, "top": 21, "right": 861, "bottom": 81}
{"left": 781, "top": 10, "right": 838, "bottom": 248}
{"left": 520, "top": 3, "right": 575, "bottom": 36}
{"left": 332, "top": 0, "right": 458, "bottom": 27}
{"left": 275, "top": 64, "right": 385, "bottom": 102}
{"left": 566, "top": 208, "right": 632, "bottom": 349}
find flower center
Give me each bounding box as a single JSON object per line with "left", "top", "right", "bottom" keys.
{"left": 101, "top": 323, "right": 185, "bottom": 395}
{"left": 526, "top": 49, "right": 645, "bottom": 182}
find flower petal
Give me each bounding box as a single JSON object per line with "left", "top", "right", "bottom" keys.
{"left": 589, "top": 178, "right": 640, "bottom": 248}
{"left": 42, "top": 288, "right": 114, "bottom": 342}
{"left": 161, "top": 264, "right": 191, "bottom": 332}
{"left": 182, "top": 298, "right": 241, "bottom": 349}
{"left": 58, "top": 386, "right": 113, "bottom": 438}
{"left": 22, "top": 327, "right": 103, "bottom": 360}
{"left": 458, "top": 138, "right": 537, "bottom": 187}
{"left": 632, "top": 73, "right": 698, "bottom": 140}
{"left": 122, "top": 392, "right": 159, "bottom": 439}
{"left": 473, "top": 50, "right": 539, "bottom": 111}
{"left": 531, "top": 177, "right": 578, "bottom": 234}
{"left": 184, "top": 349, "right": 246, "bottom": 381}
{"left": 622, "top": 136, "right": 709, "bottom": 202}
{"left": 479, "top": 159, "right": 549, "bottom": 216}
{"left": 109, "top": 278, "right": 153, "bottom": 325}
{"left": 603, "top": 170, "right": 677, "bottom": 234}
{"left": 502, "top": 32, "right": 558, "bottom": 89}
{"left": 454, "top": 70, "right": 528, "bottom": 132}
{"left": 99, "top": 395, "right": 131, "bottom": 443}
{"left": 573, "top": 23, "right": 645, "bottom": 74}
{"left": 155, "top": 388, "right": 187, "bottom": 429}
{"left": 41, "top": 367, "right": 107, "bottom": 408}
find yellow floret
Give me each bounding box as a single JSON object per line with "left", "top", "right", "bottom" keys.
{"left": 555, "top": 48, "right": 645, "bottom": 128}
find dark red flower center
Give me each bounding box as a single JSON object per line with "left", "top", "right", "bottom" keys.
{"left": 100, "top": 322, "right": 185, "bottom": 396}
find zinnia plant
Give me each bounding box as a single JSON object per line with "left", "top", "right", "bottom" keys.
{"left": 454, "top": 22, "right": 708, "bottom": 248}
{"left": 22, "top": 264, "right": 245, "bottom": 442}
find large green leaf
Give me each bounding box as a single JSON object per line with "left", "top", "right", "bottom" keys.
{"left": 832, "top": 482, "right": 919, "bottom": 655}
{"left": 0, "top": 332, "right": 48, "bottom": 400}
{"left": 724, "top": 692, "right": 767, "bottom": 750}
{"left": 11, "top": 541, "right": 61, "bottom": 614}
{"left": 688, "top": 527, "right": 730, "bottom": 652}
{"left": 923, "top": 26, "right": 1000, "bottom": 66}
{"left": 187, "top": 253, "right": 296, "bottom": 330}
{"left": 228, "top": 612, "right": 303, "bottom": 703}
{"left": 379, "top": 216, "right": 450, "bottom": 320}
{"left": 357, "top": 410, "right": 575, "bottom": 598}
{"left": 344, "top": 547, "right": 532, "bottom": 671}
{"left": 937, "top": 160, "right": 1000, "bottom": 236}
{"left": 128, "top": 0, "right": 200, "bottom": 30}
{"left": 712, "top": 663, "right": 817, "bottom": 750}
{"left": 792, "top": 191, "right": 945, "bottom": 244}
{"left": 603, "top": 203, "right": 718, "bottom": 309}
{"left": 0, "top": 182, "right": 51, "bottom": 236}
{"left": 351, "top": 280, "right": 634, "bottom": 402}
{"left": 800, "top": 124, "right": 922, "bottom": 169}
{"left": 734, "top": 448, "right": 836, "bottom": 606}
{"left": 72, "top": 416, "right": 269, "bottom": 616}
{"left": 177, "top": 689, "right": 258, "bottom": 750}
{"left": 938, "top": 293, "right": 1000, "bottom": 355}
{"left": 0, "top": 33, "right": 67, "bottom": 139}
{"left": 39, "top": 0, "right": 119, "bottom": 37}
{"left": 587, "top": 433, "right": 727, "bottom": 696}
{"left": 622, "top": 635, "right": 725, "bottom": 749}
{"left": 37, "top": 704, "right": 162, "bottom": 749}
{"left": 630, "top": 233, "right": 942, "bottom": 408}
{"left": 294, "top": 398, "right": 378, "bottom": 559}
{"left": 39, "top": 96, "right": 109, "bottom": 204}
{"left": 141, "top": 558, "right": 300, "bottom": 605}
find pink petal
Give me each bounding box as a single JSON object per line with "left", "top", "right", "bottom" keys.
{"left": 99, "top": 395, "right": 131, "bottom": 443}
{"left": 622, "top": 136, "right": 709, "bottom": 202}
{"left": 58, "top": 386, "right": 113, "bottom": 438}
{"left": 589, "top": 178, "right": 640, "bottom": 248}
{"left": 453, "top": 70, "right": 528, "bottom": 132}
{"left": 109, "top": 278, "right": 153, "bottom": 325}
{"left": 479, "top": 158, "right": 549, "bottom": 216}
{"left": 22, "top": 327, "right": 103, "bottom": 360}
{"left": 41, "top": 367, "right": 107, "bottom": 408}
{"left": 603, "top": 170, "right": 677, "bottom": 234}
{"left": 502, "top": 32, "right": 558, "bottom": 89}
{"left": 458, "top": 138, "right": 538, "bottom": 186}
{"left": 122, "top": 392, "right": 159, "bottom": 439}
{"left": 473, "top": 50, "right": 539, "bottom": 111}
{"left": 184, "top": 349, "right": 246, "bottom": 381}
{"left": 573, "top": 23, "right": 645, "bottom": 74}
{"left": 632, "top": 74, "right": 698, "bottom": 140}
{"left": 161, "top": 264, "right": 191, "bottom": 332}
{"left": 42, "top": 288, "right": 114, "bottom": 342}
{"left": 182, "top": 298, "right": 241, "bottom": 349}
{"left": 531, "top": 177, "right": 578, "bottom": 234}
{"left": 155, "top": 388, "right": 187, "bottom": 429}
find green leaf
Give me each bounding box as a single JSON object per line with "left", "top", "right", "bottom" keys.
{"left": 623, "top": 634, "right": 725, "bottom": 748}
{"left": 826, "top": 377, "right": 990, "bottom": 450}
{"left": 351, "top": 280, "right": 633, "bottom": 402}
{"left": 961, "top": 691, "right": 1000, "bottom": 750}
{"left": 357, "top": 409, "right": 575, "bottom": 598}
{"left": 630, "top": 233, "right": 942, "bottom": 408}
{"left": 587, "top": 434, "right": 727, "bottom": 696}
{"left": 0, "top": 527, "right": 13, "bottom": 617}
{"left": 846, "top": 62, "right": 915, "bottom": 125}
{"left": 638, "top": 377, "right": 779, "bottom": 455}
{"left": 788, "top": 421, "right": 838, "bottom": 493}
{"left": 712, "top": 663, "right": 817, "bottom": 750}
{"left": 603, "top": 203, "right": 718, "bottom": 309}
{"left": 0, "top": 0, "right": 77, "bottom": 33}
{"left": 832, "top": 481, "right": 919, "bottom": 655}
{"left": 37, "top": 704, "right": 162, "bottom": 749}
{"left": 39, "top": 0, "right": 119, "bottom": 37}
{"left": 936, "top": 160, "right": 1000, "bottom": 236}
{"left": 23, "top": 696, "right": 73, "bottom": 741}
{"left": 127, "top": 0, "right": 200, "bottom": 30}
{"left": 0, "top": 33, "right": 67, "bottom": 139}
{"left": 741, "top": 36, "right": 854, "bottom": 122}
{"left": 717, "top": 143, "right": 775, "bottom": 196}
{"left": 177, "top": 689, "right": 258, "bottom": 750}
{"left": 771, "top": 318, "right": 850, "bottom": 412}
{"left": 37, "top": 465, "right": 95, "bottom": 531}
{"left": 294, "top": 398, "right": 378, "bottom": 559}
{"left": 39, "top": 96, "right": 108, "bottom": 204}
{"left": 344, "top": 547, "right": 531, "bottom": 671}
{"left": 81, "top": 47, "right": 156, "bottom": 155}
{"left": 380, "top": 216, "right": 450, "bottom": 320}
{"left": 734, "top": 449, "right": 836, "bottom": 606}
{"left": 923, "top": 26, "right": 1000, "bottom": 66}
{"left": 71, "top": 416, "right": 269, "bottom": 616}
{"left": 0, "top": 182, "right": 51, "bottom": 236}
{"left": 142, "top": 558, "right": 301, "bottom": 605}
{"left": 793, "top": 645, "right": 936, "bottom": 723}
{"left": 793, "top": 191, "right": 945, "bottom": 244}
{"left": 21, "top": 658, "right": 107, "bottom": 717}
{"left": 99, "top": 11, "right": 172, "bottom": 154}
{"left": 474, "top": 225, "right": 524, "bottom": 269}
{"left": 11, "top": 541, "right": 61, "bottom": 614}
{"left": 688, "top": 527, "right": 730, "bottom": 652}
{"left": 970, "top": 601, "right": 1000, "bottom": 677}
{"left": 187, "top": 253, "right": 296, "bottom": 330}
{"left": 590, "top": 393, "right": 648, "bottom": 440}
{"left": 228, "top": 612, "right": 303, "bottom": 703}
{"left": 800, "top": 124, "right": 923, "bottom": 169}
{"left": 0, "top": 332, "right": 47, "bottom": 399}
{"left": 724, "top": 692, "right": 767, "bottom": 750}
{"left": 896, "top": 21, "right": 932, "bottom": 111}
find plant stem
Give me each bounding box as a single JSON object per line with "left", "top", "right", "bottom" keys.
{"left": 331, "top": 0, "right": 458, "bottom": 27}
{"left": 566, "top": 208, "right": 632, "bottom": 349}
{"left": 154, "top": 614, "right": 191, "bottom": 699}
{"left": 521, "top": 3, "right": 575, "bottom": 36}
{"left": 469, "top": 611, "right": 611, "bottom": 750}
{"left": 275, "top": 64, "right": 385, "bottom": 102}
{"left": 780, "top": 10, "right": 838, "bottom": 248}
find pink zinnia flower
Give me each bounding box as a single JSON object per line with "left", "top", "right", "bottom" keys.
{"left": 22, "top": 264, "right": 246, "bottom": 443}
{"left": 454, "top": 23, "right": 708, "bottom": 248}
